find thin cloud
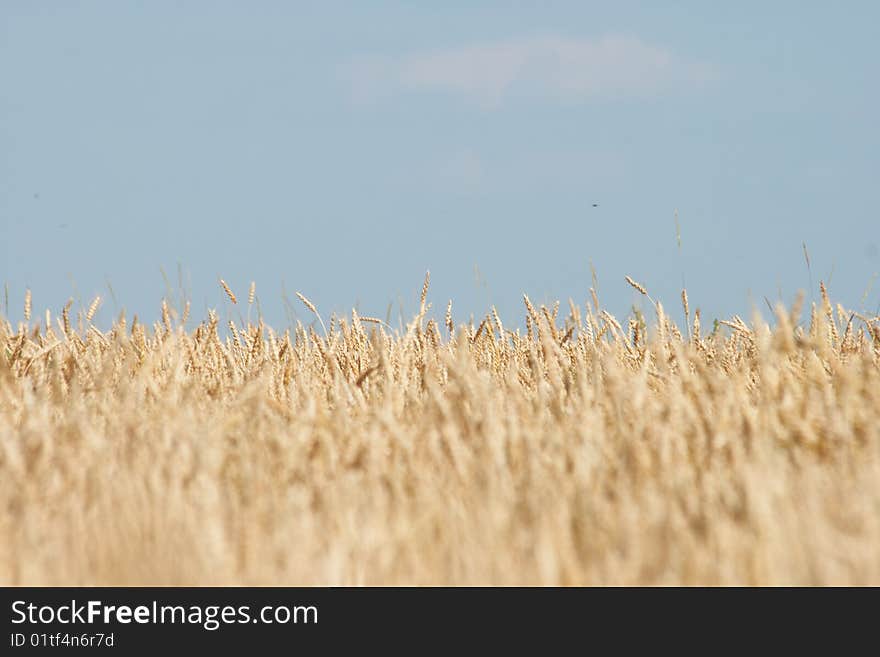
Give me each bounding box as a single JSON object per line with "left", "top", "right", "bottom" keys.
{"left": 346, "top": 34, "right": 715, "bottom": 108}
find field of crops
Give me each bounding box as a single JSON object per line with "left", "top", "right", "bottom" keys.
{"left": 2, "top": 276, "right": 879, "bottom": 585}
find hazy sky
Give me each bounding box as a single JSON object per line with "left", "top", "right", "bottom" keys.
{"left": 2, "top": 2, "right": 879, "bottom": 330}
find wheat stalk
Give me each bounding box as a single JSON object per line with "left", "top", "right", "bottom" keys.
{"left": 491, "top": 306, "right": 504, "bottom": 341}
{"left": 86, "top": 296, "right": 101, "bottom": 323}
{"left": 61, "top": 298, "right": 72, "bottom": 338}
{"left": 161, "top": 299, "right": 172, "bottom": 333}
{"left": 219, "top": 279, "right": 237, "bottom": 304}
{"left": 296, "top": 292, "right": 328, "bottom": 335}
{"left": 682, "top": 289, "right": 691, "bottom": 339}
{"left": 420, "top": 271, "right": 430, "bottom": 308}
{"left": 472, "top": 317, "right": 489, "bottom": 343}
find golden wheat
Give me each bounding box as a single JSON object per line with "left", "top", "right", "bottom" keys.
{"left": 1, "top": 282, "right": 879, "bottom": 586}
{"left": 61, "top": 298, "right": 72, "bottom": 337}
{"left": 625, "top": 275, "right": 648, "bottom": 296}
{"left": 295, "top": 291, "right": 317, "bottom": 315}
{"left": 219, "top": 279, "right": 237, "bottom": 304}
{"left": 86, "top": 296, "right": 101, "bottom": 323}
{"left": 420, "top": 271, "right": 430, "bottom": 308}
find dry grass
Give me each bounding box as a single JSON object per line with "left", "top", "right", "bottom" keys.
{"left": 1, "top": 279, "right": 879, "bottom": 585}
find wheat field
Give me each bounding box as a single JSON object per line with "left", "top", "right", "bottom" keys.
{"left": 1, "top": 276, "right": 879, "bottom": 585}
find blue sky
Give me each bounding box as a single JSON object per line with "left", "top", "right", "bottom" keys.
{"left": 2, "top": 2, "right": 878, "bottom": 330}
